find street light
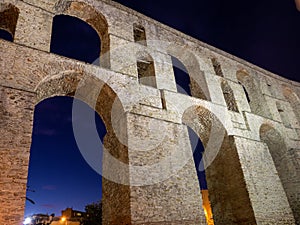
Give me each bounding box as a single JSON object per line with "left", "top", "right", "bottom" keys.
{"left": 60, "top": 216, "right": 67, "bottom": 225}
{"left": 23, "top": 217, "right": 32, "bottom": 225}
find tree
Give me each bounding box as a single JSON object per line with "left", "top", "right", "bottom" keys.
{"left": 83, "top": 201, "right": 102, "bottom": 225}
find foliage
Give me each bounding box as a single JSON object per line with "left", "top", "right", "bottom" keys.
{"left": 83, "top": 201, "right": 102, "bottom": 225}
{"left": 26, "top": 186, "right": 35, "bottom": 204}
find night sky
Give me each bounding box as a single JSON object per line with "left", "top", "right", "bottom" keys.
{"left": 114, "top": 0, "right": 300, "bottom": 82}
{"left": 2, "top": 0, "right": 298, "bottom": 219}
{"left": 25, "top": 97, "right": 106, "bottom": 216}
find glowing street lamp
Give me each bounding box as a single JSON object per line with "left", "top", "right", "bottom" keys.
{"left": 60, "top": 216, "right": 67, "bottom": 225}
{"left": 23, "top": 217, "right": 32, "bottom": 225}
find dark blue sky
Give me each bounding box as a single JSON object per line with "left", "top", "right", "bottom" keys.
{"left": 25, "top": 97, "right": 206, "bottom": 217}
{"left": 21, "top": 0, "right": 300, "bottom": 218}
{"left": 114, "top": 0, "right": 300, "bottom": 82}
{"left": 25, "top": 97, "right": 106, "bottom": 216}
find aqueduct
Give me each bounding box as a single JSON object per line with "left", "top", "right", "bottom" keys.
{"left": 0, "top": 0, "right": 299, "bottom": 224}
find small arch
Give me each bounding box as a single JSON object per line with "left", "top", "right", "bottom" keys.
{"left": 53, "top": 1, "right": 110, "bottom": 68}
{"left": 211, "top": 58, "right": 224, "bottom": 77}
{"left": 133, "top": 23, "right": 147, "bottom": 46}
{"left": 0, "top": 3, "right": 19, "bottom": 41}
{"left": 50, "top": 15, "right": 101, "bottom": 65}
{"left": 136, "top": 52, "right": 156, "bottom": 88}
{"left": 260, "top": 124, "right": 299, "bottom": 223}
{"left": 221, "top": 80, "right": 239, "bottom": 112}
{"left": 168, "top": 46, "right": 211, "bottom": 100}
{"left": 183, "top": 105, "right": 256, "bottom": 225}
{"left": 171, "top": 56, "right": 192, "bottom": 96}
{"left": 236, "top": 69, "right": 270, "bottom": 117}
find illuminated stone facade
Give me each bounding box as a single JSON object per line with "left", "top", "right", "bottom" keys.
{"left": 0, "top": 0, "right": 299, "bottom": 224}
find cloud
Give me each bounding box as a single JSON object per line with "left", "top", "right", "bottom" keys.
{"left": 42, "top": 185, "right": 57, "bottom": 191}
{"left": 41, "top": 204, "right": 56, "bottom": 209}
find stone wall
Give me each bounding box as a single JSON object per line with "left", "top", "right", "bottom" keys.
{"left": 0, "top": 0, "right": 299, "bottom": 224}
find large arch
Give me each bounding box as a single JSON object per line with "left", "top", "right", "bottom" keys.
{"left": 53, "top": 1, "right": 110, "bottom": 68}
{"left": 182, "top": 105, "right": 256, "bottom": 225}
{"left": 34, "top": 71, "right": 131, "bottom": 224}
{"left": 259, "top": 124, "right": 299, "bottom": 224}
{"left": 24, "top": 96, "right": 106, "bottom": 217}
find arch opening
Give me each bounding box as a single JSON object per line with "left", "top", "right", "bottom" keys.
{"left": 51, "top": 1, "right": 110, "bottom": 68}
{"left": 24, "top": 96, "right": 105, "bottom": 220}
{"left": 136, "top": 52, "right": 156, "bottom": 88}
{"left": 236, "top": 70, "right": 270, "bottom": 117}
{"left": 221, "top": 80, "right": 239, "bottom": 112}
{"left": 239, "top": 82, "right": 251, "bottom": 103}
{"left": 183, "top": 105, "right": 256, "bottom": 225}
{"left": 168, "top": 46, "right": 211, "bottom": 100}
{"left": 211, "top": 58, "right": 224, "bottom": 77}
{"left": 0, "top": 3, "right": 19, "bottom": 41}
{"left": 28, "top": 72, "right": 132, "bottom": 224}
{"left": 259, "top": 124, "right": 299, "bottom": 223}
{"left": 133, "top": 23, "right": 147, "bottom": 46}
{"left": 50, "top": 15, "right": 101, "bottom": 65}
{"left": 171, "top": 55, "right": 192, "bottom": 96}
{"left": 187, "top": 127, "right": 214, "bottom": 225}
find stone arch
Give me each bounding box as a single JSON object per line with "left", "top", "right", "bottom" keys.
{"left": 34, "top": 71, "right": 131, "bottom": 224}
{"left": 221, "top": 80, "right": 239, "bottom": 112}
{"left": 50, "top": 15, "right": 101, "bottom": 65}
{"left": 53, "top": 1, "right": 110, "bottom": 68}
{"left": 136, "top": 51, "right": 156, "bottom": 88}
{"left": 168, "top": 46, "right": 211, "bottom": 100}
{"left": 182, "top": 105, "right": 256, "bottom": 225}
{"left": 0, "top": 3, "right": 19, "bottom": 41}
{"left": 282, "top": 86, "right": 300, "bottom": 125}
{"left": 236, "top": 69, "right": 270, "bottom": 117}
{"left": 259, "top": 124, "right": 299, "bottom": 224}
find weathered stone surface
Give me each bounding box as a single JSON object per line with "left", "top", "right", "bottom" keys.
{"left": 0, "top": 0, "right": 299, "bottom": 225}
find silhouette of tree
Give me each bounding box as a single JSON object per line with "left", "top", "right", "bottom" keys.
{"left": 83, "top": 201, "right": 102, "bottom": 225}
{"left": 26, "top": 186, "right": 35, "bottom": 204}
